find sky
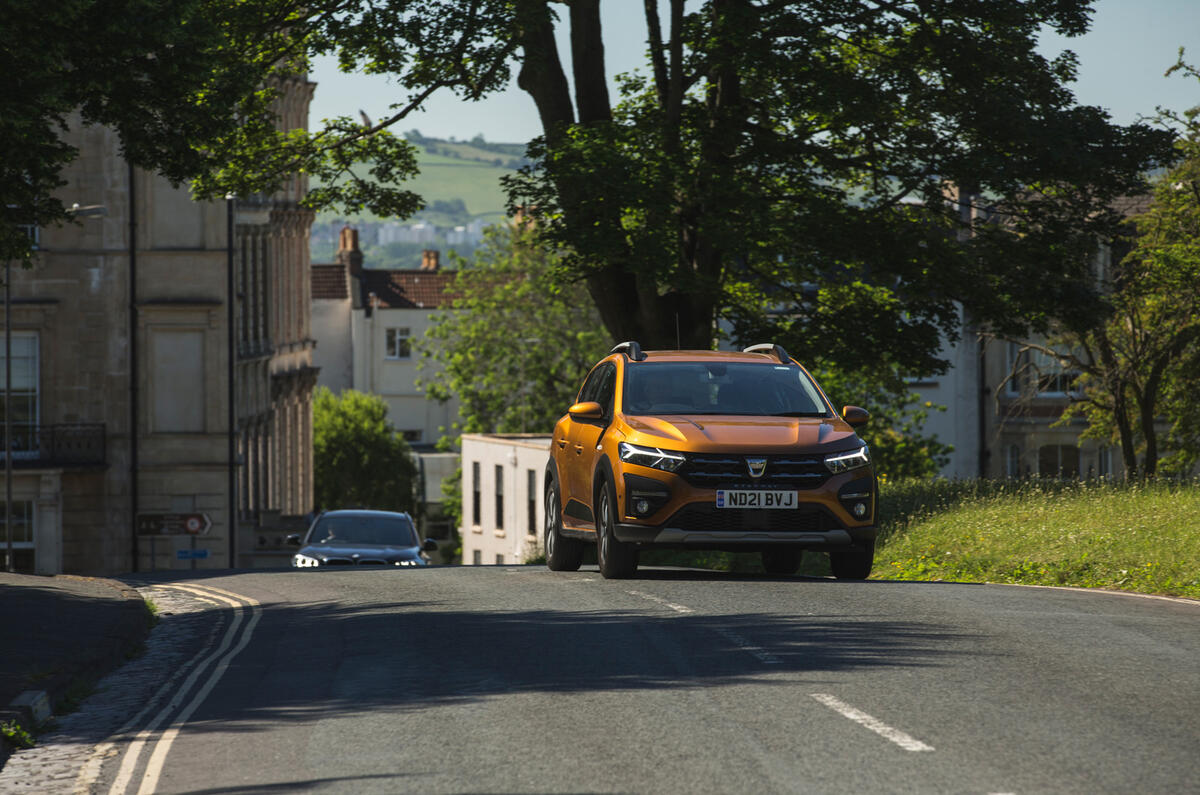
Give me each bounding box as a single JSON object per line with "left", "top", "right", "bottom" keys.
{"left": 308, "top": 0, "right": 1200, "bottom": 144}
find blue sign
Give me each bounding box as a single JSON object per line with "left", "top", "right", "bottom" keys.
{"left": 176, "top": 549, "right": 210, "bottom": 560}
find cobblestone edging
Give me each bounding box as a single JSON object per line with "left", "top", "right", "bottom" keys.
{"left": 0, "top": 585, "right": 221, "bottom": 793}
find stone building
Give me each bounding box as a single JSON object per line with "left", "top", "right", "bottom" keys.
{"left": 2, "top": 76, "right": 316, "bottom": 575}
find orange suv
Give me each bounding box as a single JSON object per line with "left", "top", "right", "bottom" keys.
{"left": 544, "top": 342, "right": 877, "bottom": 579}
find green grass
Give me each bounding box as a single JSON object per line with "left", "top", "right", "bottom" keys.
{"left": 874, "top": 479, "right": 1200, "bottom": 598}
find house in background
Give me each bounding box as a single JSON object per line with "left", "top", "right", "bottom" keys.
{"left": 459, "top": 434, "right": 551, "bottom": 566}
{"left": 2, "top": 77, "right": 316, "bottom": 575}
{"left": 311, "top": 228, "right": 461, "bottom": 537}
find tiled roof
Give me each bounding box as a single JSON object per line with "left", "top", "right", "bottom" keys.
{"left": 311, "top": 264, "right": 349, "bottom": 300}
{"left": 1112, "top": 193, "right": 1154, "bottom": 219}
{"left": 358, "top": 269, "right": 459, "bottom": 309}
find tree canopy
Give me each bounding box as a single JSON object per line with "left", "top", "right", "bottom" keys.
{"left": 418, "top": 223, "right": 612, "bottom": 435}
{"left": 1040, "top": 59, "right": 1200, "bottom": 477}
{"left": 9, "top": 0, "right": 1176, "bottom": 382}
{"left": 312, "top": 387, "right": 418, "bottom": 512}
{"left": 330, "top": 0, "right": 1172, "bottom": 373}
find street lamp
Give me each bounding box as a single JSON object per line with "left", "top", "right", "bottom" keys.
{"left": 5, "top": 203, "right": 106, "bottom": 572}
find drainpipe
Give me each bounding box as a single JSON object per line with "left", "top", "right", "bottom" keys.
{"left": 129, "top": 161, "right": 139, "bottom": 572}
{"left": 227, "top": 195, "right": 237, "bottom": 568}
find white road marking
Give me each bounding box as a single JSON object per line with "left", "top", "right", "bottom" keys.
{"left": 810, "top": 693, "right": 935, "bottom": 752}
{"left": 712, "top": 627, "right": 782, "bottom": 664}
{"left": 97, "top": 584, "right": 261, "bottom": 795}
{"left": 626, "top": 589, "right": 693, "bottom": 613}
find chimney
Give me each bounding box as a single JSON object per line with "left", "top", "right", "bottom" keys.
{"left": 420, "top": 249, "right": 440, "bottom": 271}
{"left": 336, "top": 225, "right": 364, "bottom": 275}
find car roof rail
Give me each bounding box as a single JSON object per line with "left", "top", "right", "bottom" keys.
{"left": 611, "top": 341, "right": 648, "bottom": 361}
{"left": 743, "top": 343, "right": 792, "bottom": 363}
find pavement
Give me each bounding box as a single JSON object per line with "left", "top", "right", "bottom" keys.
{"left": 0, "top": 572, "right": 149, "bottom": 766}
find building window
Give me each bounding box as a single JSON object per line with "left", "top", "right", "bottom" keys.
{"left": 1096, "top": 447, "right": 1113, "bottom": 479}
{"left": 0, "top": 332, "right": 40, "bottom": 456}
{"left": 1038, "top": 445, "right": 1080, "bottom": 479}
{"left": 1008, "top": 343, "right": 1081, "bottom": 397}
{"left": 472, "top": 549, "right": 481, "bottom": 565}
{"left": 527, "top": 469, "right": 537, "bottom": 536}
{"left": 1006, "top": 445, "right": 1022, "bottom": 478}
{"left": 471, "top": 461, "right": 481, "bottom": 526}
{"left": 495, "top": 464, "right": 504, "bottom": 530}
{"left": 385, "top": 327, "right": 412, "bottom": 359}
{"left": 400, "top": 429, "right": 422, "bottom": 443}
{"left": 496, "top": 554, "right": 504, "bottom": 565}
{"left": 0, "top": 500, "right": 34, "bottom": 573}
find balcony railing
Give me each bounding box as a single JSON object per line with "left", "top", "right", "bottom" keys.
{"left": 1, "top": 424, "right": 106, "bottom": 467}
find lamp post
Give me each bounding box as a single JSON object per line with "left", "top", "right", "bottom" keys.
{"left": 5, "top": 204, "right": 105, "bottom": 572}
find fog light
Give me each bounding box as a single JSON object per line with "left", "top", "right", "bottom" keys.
{"left": 635, "top": 499, "right": 650, "bottom": 515}
{"left": 852, "top": 502, "right": 868, "bottom": 518}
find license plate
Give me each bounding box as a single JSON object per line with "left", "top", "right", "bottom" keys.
{"left": 715, "top": 490, "right": 797, "bottom": 509}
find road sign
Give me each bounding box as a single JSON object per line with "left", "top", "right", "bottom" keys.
{"left": 137, "top": 513, "right": 213, "bottom": 536}
{"left": 176, "top": 548, "right": 210, "bottom": 560}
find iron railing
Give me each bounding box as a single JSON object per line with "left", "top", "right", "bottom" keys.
{"left": 2, "top": 424, "right": 106, "bottom": 467}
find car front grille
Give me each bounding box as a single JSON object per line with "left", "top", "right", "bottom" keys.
{"left": 322, "top": 558, "right": 388, "bottom": 565}
{"left": 664, "top": 503, "right": 841, "bottom": 534}
{"left": 678, "top": 453, "right": 830, "bottom": 490}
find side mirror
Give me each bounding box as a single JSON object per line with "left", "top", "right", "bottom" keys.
{"left": 568, "top": 401, "right": 604, "bottom": 420}
{"left": 285, "top": 533, "right": 302, "bottom": 547}
{"left": 841, "top": 405, "right": 870, "bottom": 428}
{"left": 423, "top": 538, "right": 439, "bottom": 553}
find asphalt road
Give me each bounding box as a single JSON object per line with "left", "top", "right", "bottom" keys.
{"left": 89, "top": 566, "right": 1199, "bottom": 794}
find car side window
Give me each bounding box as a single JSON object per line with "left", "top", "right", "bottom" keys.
{"left": 594, "top": 364, "right": 616, "bottom": 418}
{"left": 577, "top": 366, "right": 603, "bottom": 404}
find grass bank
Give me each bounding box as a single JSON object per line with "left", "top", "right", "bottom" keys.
{"left": 873, "top": 479, "right": 1200, "bottom": 599}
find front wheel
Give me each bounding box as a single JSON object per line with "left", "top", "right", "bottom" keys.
{"left": 545, "top": 479, "right": 582, "bottom": 571}
{"left": 596, "top": 481, "right": 637, "bottom": 579}
{"left": 829, "top": 541, "right": 874, "bottom": 580}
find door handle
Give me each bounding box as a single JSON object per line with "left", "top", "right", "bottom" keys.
{"left": 573, "top": 444, "right": 583, "bottom": 455}
{"left": 556, "top": 439, "right": 566, "bottom": 449}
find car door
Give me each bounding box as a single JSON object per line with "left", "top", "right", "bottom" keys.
{"left": 564, "top": 362, "right": 615, "bottom": 524}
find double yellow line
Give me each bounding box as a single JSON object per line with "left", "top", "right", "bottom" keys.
{"left": 76, "top": 583, "right": 262, "bottom": 795}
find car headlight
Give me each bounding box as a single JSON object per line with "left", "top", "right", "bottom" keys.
{"left": 619, "top": 442, "right": 686, "bottom": 472}
{"left": 394, "top": 559, "right": 421, "bottom": 567}
{"left": 825, "top": 444, "right": 871, "bottom": 474}
{"left": 292, "top": 553, "right": 321, "bottom": 568}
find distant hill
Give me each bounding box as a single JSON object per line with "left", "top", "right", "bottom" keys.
{"left": 310, "top": 133, "right": 529, "bottom": 267}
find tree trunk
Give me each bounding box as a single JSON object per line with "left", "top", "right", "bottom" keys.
{"left": 1097, "top": 330, "right": 1139, "bottom": 478}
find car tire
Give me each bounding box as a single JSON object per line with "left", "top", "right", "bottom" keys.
{"left": 829, "top": 540, "right": 874, "bottom": 580}
{"left": 596, "top": 480, "right": 637, "bottom": 579}
{"left": 545, "top": 479, "right": 583, "bottom": 572}
{"left": 761, "top": 547, "right": 802, "bottom": 575}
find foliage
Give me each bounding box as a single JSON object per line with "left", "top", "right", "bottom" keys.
{"left": 1031, "top": 57, "right": 1200, "bottom": 477}
{"left": 499, "top": 0, "right": 1173, "bottom": 365}
{"left": 9, "top": 1, "right": 1176, "bottom": 391}
{"left": 312, "top": 387, "right": 418, "bottom": 512}
{"left": 1, "top": 0, "right": 417, "bottom": 265}
{"left": 810, "top": 365, "right": 952, "bottom": 481}
{"left": 1, "top": 720, "right": 35, "bottom": 749}
{"left": 873, "top": 478, "right": 1200, "bottom": 598}
{"left": 417, "top": 223, "right": 612, "bottom": 436}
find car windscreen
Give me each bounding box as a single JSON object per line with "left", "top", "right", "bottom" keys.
{"left": 307, "top": 515, "right": 418, "bottom": 546}
{"left": 623, "top": 362, "right": 830, "bottom": 417}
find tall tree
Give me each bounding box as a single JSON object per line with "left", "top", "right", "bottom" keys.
{"left": 418, "top": 223, "right": 612, "bottom": 435}
{"left": 312, "top": 387, "right": 418, "bottom": 511}
{"left": 1027, "top": 59, "right": 1200, "bottom": 478}
{"left": 319, "top": 0, "right": 1174, "bottom": 375}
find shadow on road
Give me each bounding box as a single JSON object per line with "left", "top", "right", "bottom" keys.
{"left": 109, "top": 566, "right": 976, "bottom": 738}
